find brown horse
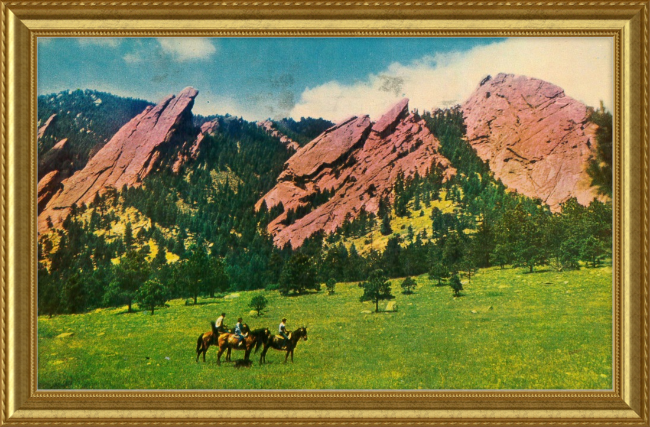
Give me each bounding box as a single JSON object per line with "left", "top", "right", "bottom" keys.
{"left": 216, "top": 327, "right": 270, "bottom": 365}
{"left": 195, "top": 322, "right": 231, "bottom": 362}
{"left": 258, "top": 327, "right": 308, "bottom": 364}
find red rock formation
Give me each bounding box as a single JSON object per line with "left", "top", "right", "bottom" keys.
{"left": 38, "top": 138, "right": 70, "bottom": 178}
{"left": 257, "top": 120, "right": 301, "bottom": 151}
{"left": 38, "top": 114, "right": 57, "bottom": 139}
{"left": 257, "top": 99, "right": 455, "bottom": 248}
{"left": 462, "top": 73, "right": 603, "bottom": 210}
{"left": 39, "top": 87, "right": 199, "bottom": 232}
{"left": 38, "top": 170, "right": 62, "bottom": 214}
{"left": 172, "top": 118, "right": 219, "bottom": 173}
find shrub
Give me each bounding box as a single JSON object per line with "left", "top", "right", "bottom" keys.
{"left": 326, "top": 278, "right": 336, "bottom": 295}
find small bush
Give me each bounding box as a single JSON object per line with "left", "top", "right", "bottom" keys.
{"left": 326, "top": 278, "right": 336, "bottom": 295}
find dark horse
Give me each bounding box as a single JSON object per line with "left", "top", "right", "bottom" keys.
{"left": 258, "top": 327, "right": 308, "bottom": 364}
{"left": 216, "top": 327, "right": 270, "bottom": 365}
{"left": 195, "top": 322, "right": 233, "bottom": 363}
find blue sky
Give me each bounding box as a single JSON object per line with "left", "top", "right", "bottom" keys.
{"left": 38, "top": 37, "right": 613, "bottom": 122}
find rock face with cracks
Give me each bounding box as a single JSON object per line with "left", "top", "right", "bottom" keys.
{"left": 257, "top": 99, "right": 455, "bottom": 248}
{"left": 462, "top": 73, "right": 604, "bottom": 211}
{"left": 39, "top": 87, "right": 199, "bottom": 232}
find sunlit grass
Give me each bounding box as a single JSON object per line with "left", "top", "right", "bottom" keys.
{"left": 340, "top": 191, "right": 456, "bottom": 254}
{"left": 38, "top": 263, "right": 612, "bottom": 390}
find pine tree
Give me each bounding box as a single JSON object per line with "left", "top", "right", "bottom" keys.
{"left": 428, "top": 262, "right": 450, "bottom": 286}
{"left": 360, "top": 269, "right": 393, "bottom": 313}
{"left": 380, "top": 213, "right": 393, "bottom": 236}
{"left": 124, "top": 222, "right": 134, "bottom": 250}
{"left": 449, "top": 273, "right": 463, "bottom": 297}
{"left": 400, "top": 277, "right": 416, "bottom": 294}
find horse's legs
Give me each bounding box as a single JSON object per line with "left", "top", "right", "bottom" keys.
{"left": 203, "top": 343, "right": 209, "bottom": 362}
{"left": 284, "top": 350, "right": 289, "bottom": 364}
{"left": 226, "top": 348, "right": 231, "bottom": 362}
{"left": 216, "top": 347, "right": 225, "bottom": 366}
{"left": 291, "top": 349, "right": 294, "bottom": 363}
{"left": 244, "top": 349, "right": 251, "bottom": 362}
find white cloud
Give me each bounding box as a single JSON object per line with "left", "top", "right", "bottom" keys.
{"left": 290, "top": 38, "right": 614, "bottom": 122}
{"left": 122, "top": 53, "right": 143, "bottom": 64}
{"left": 157, "top": 38, "right": 218, "bottom": 62}
{"left": 77, "top": 38, "right": 122, "bottom": 48}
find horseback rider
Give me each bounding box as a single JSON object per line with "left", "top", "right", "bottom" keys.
{"left": 279, "top": 317, "right": 289, "bottom": 348}
{"left": 234, "top": 317, "right": 247, "bottom": 348}
{"left": 215, "top": 312, "right": 226, "bottom": 333}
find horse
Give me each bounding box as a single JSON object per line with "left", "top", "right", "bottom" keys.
{"left": 216, "top": 326, "right": 270, "bottom": 365}
{"left": 195, "top": 322, "right": 231, "bottom": 363}
{"left": 258, "top": 327, "right": 308, "bottom": 364}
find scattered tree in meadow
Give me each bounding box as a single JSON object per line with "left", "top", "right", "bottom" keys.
{"left": 449, "top": 273, "right": 463, "bottom": 297}
{"left": 428, "top": 262, "right": 450, "bottom": 286}
{"left": 136, "top": 278, "right": 169, "bottom": 315}
{"left": 400, "top": 277, "right": 416, "bottom": 294}
{"left": 360, "top": 269, "right": 393, "bottom": 313}
{"left": 249, "top": 295, "right": 268, "bottom": 316}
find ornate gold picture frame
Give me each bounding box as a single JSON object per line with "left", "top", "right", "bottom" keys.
{"left": 1, "top": 1, "right": 648, "bottom": 425}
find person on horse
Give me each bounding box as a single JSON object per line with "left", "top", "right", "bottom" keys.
{"left": 215, "top": 312, "right": 226, "bottom": 333}
{"left": 234, "top": 317, "right": 247, "bottom": 348}
{"left": 279, "top": 317, "right": 290, "bottom": 349}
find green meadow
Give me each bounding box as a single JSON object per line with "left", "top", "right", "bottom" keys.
{"left": 38, "top": 263, "right": 612, "bottom": 390}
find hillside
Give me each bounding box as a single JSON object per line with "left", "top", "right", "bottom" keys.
{"left": 38, "top": 264, "right": 612, "bottom": 389}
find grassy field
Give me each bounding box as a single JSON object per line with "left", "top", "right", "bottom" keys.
{"left": 38, "top": 263, "right": 612, "bottom": 390}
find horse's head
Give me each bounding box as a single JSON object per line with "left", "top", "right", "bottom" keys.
{"left": 242, "top": 323, "right": 250, "bottom": 333}
{"left": 299, "top": 326, "right": 308, "bottom": 341}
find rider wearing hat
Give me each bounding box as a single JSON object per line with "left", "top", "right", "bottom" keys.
{"left": 279, "top": 317, "right": 289, "bottom": 348}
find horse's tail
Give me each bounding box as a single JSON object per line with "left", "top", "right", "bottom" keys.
{"left": 196, "top": 333, "right": 204, "bottom": 353}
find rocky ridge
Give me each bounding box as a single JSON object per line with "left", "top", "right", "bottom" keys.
{"left": 257, "top": 120, "right": 301, "bottom": 151}
{"left": 39, "top": 87, "right": 199, "bottom": 232}
{"left": 257, "top": 99, "right": 455, "bottom": 248}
